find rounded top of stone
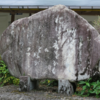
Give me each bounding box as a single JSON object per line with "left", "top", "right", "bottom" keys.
{"left": 48, "top": 4, "right": 68, "bottom": 11}
{"left": 52, "top": 4, "right": 67, "bottom": 8}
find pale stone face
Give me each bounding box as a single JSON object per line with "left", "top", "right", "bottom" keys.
{"left": 0, "top": 5, "right": 100, "bottom": 81}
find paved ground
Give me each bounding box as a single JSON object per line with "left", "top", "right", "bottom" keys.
{"left": 0, "top": 85, "right": 100, "bottom": 100}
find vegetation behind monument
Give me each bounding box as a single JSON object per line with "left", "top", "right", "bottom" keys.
{"left": 93, "top": 16, "right": 100, "bottom": 34}
{"left": 0, "top": 57, "right": 19, "bottom": 86}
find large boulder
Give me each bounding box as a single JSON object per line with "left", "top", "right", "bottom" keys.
{"left": 0, "top": 5, "right": 100, "bottom": 95}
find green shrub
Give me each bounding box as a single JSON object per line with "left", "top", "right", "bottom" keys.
{"left": 76, "top": 78, "right": 100, "bottom": 98}
{"left": 40, "top": 79, "right": 48, "bottom": 85}
{"left": 0, "top": 59, "right": 19, "bottom": 86}
{"left": 93, "top": 16, "right": 100, "bottom": 34}
{"left": 40, "top": 79, "right": 58, "bottom": 86}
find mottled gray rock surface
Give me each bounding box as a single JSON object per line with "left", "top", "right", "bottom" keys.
{"left": 0, "top": 5, "right": 100, "bottom": 82}
{"left": 0, "top": 85, "right": 99, "bottom": 100}
{"left": 19, "top": 76, "right": 39, "bottom": 92}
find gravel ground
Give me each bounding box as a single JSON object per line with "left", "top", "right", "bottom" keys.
{"left": 0, "top": 85, "right": 100, "bottom": 100}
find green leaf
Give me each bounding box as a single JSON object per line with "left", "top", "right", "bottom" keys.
{"left": 91, "top": 82, "right": 96, "bottom": 86}
{"left": 96, "top": 90, "right": 99, "bottom": 95}
{"left": 81, "top": 90, "right": 85, "bottom": 95}
{"left": 86, "top": 82, "right": 90, "bottom": 87}
{"left": 95, "top": 86, "right": 100, "bottom": 90}
{"left": 89, "top": 90, "right": 95, "bottom": 94}
{"left": 96, "top": 95, "right": 100, "bottom": 98}
{"left": 82, "top": 85, "right": 87, "bottom": 90}
{"left": 79, "top": 81, "right": 86, "bottom": 84}
{"left": 93, "top": 84, "right": 98, "bottom": 89}
{"left": 97, "top": 80, "right": 99, "bottom": 82}
{"left": 86, "top": 93, "right": 90, "bottom": 97}
{"left": 88, "top": 78, "right": 91, "bottom": 82}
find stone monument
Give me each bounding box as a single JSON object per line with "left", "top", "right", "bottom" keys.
{"left": 0, "top": 5, "right": 100, "bottom": 95}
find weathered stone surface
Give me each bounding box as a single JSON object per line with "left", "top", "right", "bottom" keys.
{"left": 0, "top": 5, "right": 100, "bottom": 82}
{"left": 19, "top": 76, "right": 39, "bottom": 92}
{"left": 19, "top": 76, "right": 35, "bottom": 91}
{"left": 58, "top": 80, "right": 74, "bottom": 96}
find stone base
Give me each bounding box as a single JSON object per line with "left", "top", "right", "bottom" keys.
{"left": 58, "top": 80, "right": 75, "bottom": 96}
{"left": 19, "top": 76, "right": 38, "bottom": 92}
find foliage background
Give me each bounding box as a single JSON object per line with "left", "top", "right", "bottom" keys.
{"left": 0, "top": 57, "right": 19, "bottom": 87}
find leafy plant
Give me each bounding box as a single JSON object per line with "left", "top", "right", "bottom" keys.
{"left": 76, "top": 78, "right": 92, "bottom": 97}
{"left": 40, "top": 79, "right": 48, "bottom": 85}
{"left": 0, "top": 59, "right": 19, "bottom": 86}
{"left": 48, "top": 80, "right": 58, "bottom": 86}
{"left": 93, "top": 16, "right": 100, "bottom": 34}
{"left": 76, "top": 78, "right": 100, "bottom": 98}
{"left": 40, "top": 79, "right": 58, "bottom": 86}
{"left": 91, "top": 80, "right": 100, "bottom": 98}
